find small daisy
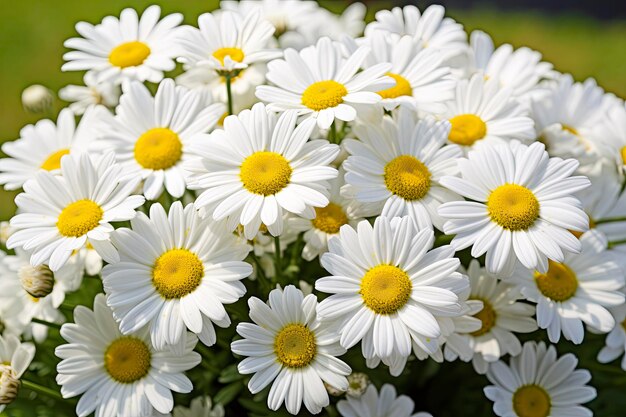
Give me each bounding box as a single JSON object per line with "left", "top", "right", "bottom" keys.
{"left": 7, "top": 153, "right": 144, "bottom": 271}
{"left": 101, "top": 79, "right": 225, "bottom": 200}
{"left": 508, "top": 230, "right": 624, "bottom": 344}
{"left": 59, "top": 72, "right": 120, "bottom": 115}
{"left": 595, "top": 101, "right": 626, "bottom": 176}
{"left": 438, "top": 141, "right": 591, "bottom": 276}
{"left": 231, "top": 285, "right": 350, "bottom": 415}
{"left": 342, "top": 112, "right": 462, "bottom": 230}
{"left": 173, "top": 396, "right": 224, "bottom": 417}
{"left": 484, "top": 341, "right": 596, "bottom": 417}
{"left": 256, "top": 37, "right": 393, "bottom": 129}
{"left": 102, "top": 202, "right": 252, "bottom": 351}
{"left": 443, "top": 73, "right": 535, "bottom": 151}
{"left": 316, "top": 216, "right": 469, "bottom": 363}
{"left": 56, "top": 294, "right": 201, "bottom": 417}
{"left": 0, "top": 334, "right": 36, "bottom": 413}
{"left": 364, "top": 4, "right": 467, "bottom": 62}
{"left": 337, "top": 383, "right": 432, "bottom": 417}
{"left": 0, "top": 106, "right": 105, "bottom": 190}
{"left": 185, "top": 103, "right": 339, "bottom": 239}
{"left": 178, "top": 10, "right": 281, "bottom": 73}
{"left": 597, "top": 298, "right": 626, "bottom": 370}
{"left": 62, "top": 5, "right": 183, "bottom": 84}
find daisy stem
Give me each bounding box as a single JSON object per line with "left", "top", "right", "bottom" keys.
{"left": 225, "top": 74, "right": 234, "bottom": 115}
{"left": 596, "top": 216, "right": 626, "bottom": 225}
{"left": 328, "top": 121, "right": 337, "bottom": 144}
{"left": 609, "top": 238, "right": 626, "bottom": 248}
{"left": 274, "top": 236, "right": 282, "bottom": 281}
{"left": 31, "top": 317, "right": 62, "bottom": 330}
{"left": 21, "top": 379, "right": 64, "bottom": 401}
{"left": 248, "top": 253, "right": 268, "bottom": 283}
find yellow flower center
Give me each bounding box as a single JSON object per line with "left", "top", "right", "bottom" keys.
{"left": 57, "top": 200, "right": 103, "bottom": 237}
{"left": 301, "top": 80, "right": 348, "bottom": 111}
{"left": 134, "top": 128, "right": 183, "bottom": 170}
{"left": 448, "top": 114, "right": 487, "bottom": 146}
{"left": 240, "top": 151, "right": 292, "bottom": 196}
{"left": 512, "top": 385, "right": 551, "bottom": 417}
{"left": 487, "top": 184, "right": 540, "bottom": 231}
{"left": 212, "top": 47, "right": 245, "bottom": 66}
{"left": 41, "top": 149, "right": 70, "bottom": 171}
{"left": 621, "top": 318, "right": 626, "bottom": 331}
{"left": 312, "top": 203, "right": 348, "bottom": 234}
{"left": 377, "top": 73, "right": 413, "bottom": 99}
{"left": 152, "top": 249, "right": 204, "bottom": 299}
{"left": 108, "top": 41, "right": 151, "bottom": 68}
{"left": 534, "top": 260, "right": 578, "bottom": 302}
{"left": 384, "top": 155, "right": 432, "bottom": 201}
{"left": 274, "top": 323, "right": 317, "bottom": 368}
{"left": 360, "top": 264, "right": 412, "bottom": 315}
{"left": 620, "top": 146, "right": 626, "bottom": 166}
{"left": 470, "top": 299, "right": 497, "bottom": 337}
{"left": 561, "top": 124, "right": 579, "bottom": 136}
{"left": 104, "top": 337, "right": 151, "bottom": 384}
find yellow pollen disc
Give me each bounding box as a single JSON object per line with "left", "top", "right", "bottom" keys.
{"left": 152, "top": 249, "right": 204, "bottom": 299}
{"left": 512, "top": 385, "right": 551, "bottom": 417}
{"left": 109, "top": 41, "right": 151, "bottom": 68}
{"left": 384, "top": 155, "right": 432, "bottom": 201}
{"left": 312, "top": 203, "right": 348, "bottom": 234}
{"left": 360, "top": 264, "right": 412, "bottom": 315}
{"left": 240, "top": 151, "right": 292, "bottom": 196}
{"left": 41, "top": 149, "right": 70, "bottom": 171}
{"left": 212, "top": 47, "right": 245, "bottom": 65}
{"left": 377, "top": 73, "right": 413, "bottom": 99}
{"left": 57, "top": 200, "right": 103, "bottom": 237}
{"left": 620, "top": 146, "right": 626, "bottom": 166}
{"left": 274, "top": 323, "right": 317, "bottom": 368}
{"left": 534, "top": 260, "right": 578, "bottom": 302}
{"left": 487, "top": 184, "right": 540, "bottom": 231}
{"left": 448, "top": 114, "right": 487, "bottom": 146}
{"left": 134, "top": 128, "right": 183, "bottom": 170}
{"left": 104, "top": 337, "right": 151, "bottom": 384}
{"left": 301, "top": 80, "right": 348, "bottom": 111}
{"left": 470, "top": 299, "right": 497, "bottom": 337}
{"left": 561, "top": 124, "right": 579, "bottom": 136}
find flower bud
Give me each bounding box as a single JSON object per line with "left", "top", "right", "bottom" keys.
{"left": 19, "top": 264, "right": 54, "bottom": 298}
{"left": 21, "top": 85, "right": 54, "bottom": 114}
{"left": 346, "top": 372, "right": 369, "bottom": 397}
{"left": 0, "top": 365, "right": 20, "bottom": 405}
{"left": 0, "top": 222, "right": 14, "bottom": 245}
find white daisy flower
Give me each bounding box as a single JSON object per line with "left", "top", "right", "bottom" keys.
{"left": 443, "top": 260, "right": 537, "bottom": 374}
{"left": 7, "top": 153, "right": 144, "bottom": 271}
{"left": 0, "top": 106, "right": 106, "bottom": 190}
{"left": 443, "top": 73, "right": 535, "bottom": 152}
{"left": 256, "top": 37, "right": 393, "bottom": 129}
{"left": 484, "top": 341, "right": 596, "bottom": 417}
{"left": 231, "top": 285, "right": 350, "bottom": 415}
{"left": 316, "top": 216, "right": 469, "bottom": 363}
{"left": 185, "top": 103, "right": 339, "bottom": 239}
{"left": 62, "top": 5, "right": 183, "bottom": 84}
{"left": 508, "top": 231, "right": 625, "bottom": 344}
{"left": 364, "top": 4, "right": 467, "bottom": 62}
{"left": 56, "top": 294, "right": 201, "bottom": 417}
{"left": 342, "top": 112, "right": 462, "bottom": 230}
{"left": 597, "top": 299, "right": 626, "bottom": 370}
{"left": 0, "top": 334, "right": 36, "bottom": 413}
{"left": 101, "top": 79, "right": 225, "bottom": 200}
{"left": 59, "top": 72, "right": 120, "bottom": 115}
{"left": 594, "top": 101, "right": 626, "bottom": 176}
{"left": 438, "top": 141, "right": 591, "bottom": 276}
{"left": 178, "top": 10, "right": 281, "bottom": 73}
{"left": 338, "top": 383, "right": 432, "bottom": 417}
{"left": 102, "top": 202, "right": 252, "bottom": 351}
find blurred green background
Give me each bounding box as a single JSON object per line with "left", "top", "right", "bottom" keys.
{"left": 0, "top": 0, "right": 625, "bottom": 220}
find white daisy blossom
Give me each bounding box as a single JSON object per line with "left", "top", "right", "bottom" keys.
{"left": 508, "top": 231, "right": 625, "bottom": 344}
{"left": 438, "top": 141, "right": 591, "bottom": 276}
{"left": 102, "top": 202, "right": 252, "bottom": 351}
{"left": 231, "top": 285, "right": 351, "bottom": 415}
{"left": 364, "top": 4, "right": 467, "bottom": 62}
{"left": 62, "top": 5, "right": 183, "bottom": 84}
{"left": 337, "top": 384, "right": 432, "bottom": 417}
{"left": 0, "top": 106, "right": 106, "bottom": 190}
{"left": 59, "top": 72, "right": 120, "bottom": 115}
{"left": 316, "top": 216, "right": 469, "bottom": 363}
{"left": 55, "top": 294, "right": 201, "bottom": 417}
{"left": 178, "top": 10, "right": 281, "bottom": 73}
{"left": 0, "top": 334, "right": 35, "bottom": 413}
{"left": 443, "top": 73, "right": 536, "bottom": 152}
{"left": 256, "top": 37, "right": 393, "bottom": 129}
{"left": 485, "top": 341, "right": 596, "bottom": 417}
{"left": 342, "top": 111, "right": 462, "bottom": 231}
{"left": 185, "top": 103, "right": 340, "bottom": 239}
{"left": 173, "top": 395, "right": 224, "bottom": 417}
{"left": 7, "top": 152, "right": 145, "bottom": 271}
{"left": 101, "top": 79, "right": 225, "bottom": 200}
{"left": 597, "top": 300, "right": 626, "bottom": 371}
{"left": 594, "top": 101, "right": 626, "bottom": 176}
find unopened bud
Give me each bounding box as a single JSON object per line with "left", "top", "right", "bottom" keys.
{"left": 0, "top": 222, "right": 14, "bottom": 245}
{"left": 0, "top": 365, "right": 20, "bottom": 405}
{"left": 19, "top": 264, "right": 54, "bottom": 298}
{"left": 346, "top": 372, "right": 369, "bottom": 397}
{"left": 21, "top": 85, "right": 54, "bottom": 114}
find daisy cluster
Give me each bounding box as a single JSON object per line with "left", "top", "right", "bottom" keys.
{"left": 1, "top": 2, "right": 625, "bottom": 417}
